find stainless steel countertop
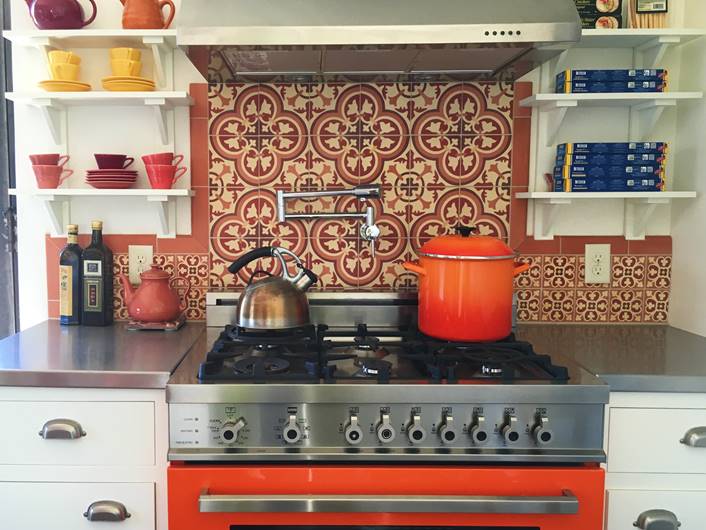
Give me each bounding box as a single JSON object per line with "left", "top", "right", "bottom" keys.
{"left": 517, "top": 324, "right": 706, "bottom": 393}
{"left": 0, "top": 320, "right": 205, "bottom": 389}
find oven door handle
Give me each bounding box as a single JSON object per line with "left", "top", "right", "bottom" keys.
{"left": 198, "top": 490, "right": 579, "bottom": 515}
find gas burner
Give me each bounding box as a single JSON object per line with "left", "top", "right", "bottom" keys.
{"left": 233, "top": 356, "right": 291, "bottom": 375}
{"left": 354, "top": 357, "right": 392, "bottom": 378}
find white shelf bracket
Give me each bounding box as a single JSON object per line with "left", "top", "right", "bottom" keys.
{"left": 147, "top": 195, "right": 176, "bottom": 238}
{"left": 37, "top": 195, "right": 70, "bottom": 236}
{"left": 637, "top": 36, "right": 681, "bottom": 69}
{"left": 34, "top": 98, "right": 66, "bottom": 146}
{"left": 144, "top": 98, "right": 171, "bottom": 146}
{"left": 544, "top": 101, "right": 577, "bottom": 146}
{"left": 553, "top": 49, "right": 570, "bottom": 75}
{"left": 633, "top": 99, "right": 676, "bottom": 140}
{"left": 143, "top": 36, "right": 170, "bottom": 89}
{"left": 624, "top": 197, "right": 669, "bottom": 240}
{"left": 532, "top": 198, "right": 571, "bottom": 240}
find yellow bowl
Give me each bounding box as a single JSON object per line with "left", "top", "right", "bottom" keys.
{"left": 110, "top": 47, "right": 142, "bottom": 61}
{"left": 50, "top": 63, "right": 80, "bottom": 81}
{"left": 48, "top": 50, "right": 81, "bottom": 65}
{"left": 111, "top": 60, "right": 142, "bottom": 77}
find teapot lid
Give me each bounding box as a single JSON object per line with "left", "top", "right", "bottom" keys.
{"left": 140, "top": 265, "right": 170, "bottom": 280}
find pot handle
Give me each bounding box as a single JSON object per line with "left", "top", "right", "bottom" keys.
{"left": 170, "top": 277, "right": 193, "bottom": 314}
{"left": 403, "top": 261, "right": 426, "bottom": 276}
{"left": 513, "top": 262, "right": 531, "bottom": 277}
{"left": 228, "top": 247, "right": 276, "bottom": 275}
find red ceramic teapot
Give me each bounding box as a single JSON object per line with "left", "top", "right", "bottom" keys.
{"left": 26, "top": 0, "right": 97, "bottom": 29}
{"left": 118, "top": 265, "right": 191, "bottom": 323}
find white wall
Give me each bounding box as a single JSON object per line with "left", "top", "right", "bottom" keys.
{"left": 7, "top": 0, "right": 204, "bottom": 329}
{"left": 670, "top": 4, "right": 706, "bottom": 335}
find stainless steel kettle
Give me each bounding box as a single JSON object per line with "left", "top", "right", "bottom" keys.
{"left": 228, "top": 247, "right": 317, "bottom": 330}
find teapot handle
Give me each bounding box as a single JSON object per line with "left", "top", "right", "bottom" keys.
{"left": 170, "top": 277, "right": 193, "bottom": 315}
{"left": 81, "top": 0, "right": 98, "bottom": 27}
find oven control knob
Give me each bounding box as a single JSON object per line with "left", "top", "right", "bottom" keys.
{"left": 470, "top": 413, "right": 489, "bottom": 445}
{"left": 532, "top": 413, "right": 553, "bottom": 445}
{"left": 406, "top": 413, "right": 427, "bottom": 444}
{"left": 501, "top": 412, "right": 521, "bottom": 445}
{"left": 344, "top": 415, "right": 364, "bottom": 445}
{"left": 438, "top": 413, "right": 458, "bottom": 445}
{"left": 376, "top": 413, "right": 396, "bottom": 444}
{"left": 283, "top": 414, "right": 303, "bottom": 444}
{"left": 219, "top": 418, "right": 245, "bottom": 444}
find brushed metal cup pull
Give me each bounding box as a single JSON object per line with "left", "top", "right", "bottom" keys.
{"left": 680, "top": 426, "right": 706, "bottom": 447}
{"left": 38, "top": 418, "right": 86, "bottom": 439}
{"left": 83, "top": 500, "right": 131, "bottom": 522}
{"left": 633, "top": 509, "right": 681, "bottom": 530}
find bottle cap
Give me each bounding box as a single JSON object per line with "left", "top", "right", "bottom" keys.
{"left": 66, "top": 224, "right": 79, "bottom": 233}
{"left": 91, "top": 220, "right": 103, "bottom": 230}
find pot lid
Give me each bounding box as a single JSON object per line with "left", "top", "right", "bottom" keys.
{"left": 140, "top": 265, "right": 170, "bottom": 280}
{"left": 419, "top": 226, "right": 515, "bottom": 259}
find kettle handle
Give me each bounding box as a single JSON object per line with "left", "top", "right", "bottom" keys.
{"left": 228, "top": 247, "right": 277, "bottom": 276}
{"left": 81, "top": 0, "right": 98, "bottom": 27}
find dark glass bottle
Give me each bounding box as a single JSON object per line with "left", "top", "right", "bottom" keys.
{"left": 59, "top": 224, "right": 82, "bottom": 325}
{"left": 81, "top": 220, "right": 113, "bottom": 326}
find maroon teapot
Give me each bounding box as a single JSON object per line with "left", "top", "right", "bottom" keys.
{"left": 26, "top": 0, "right": 97, "bottom": 29}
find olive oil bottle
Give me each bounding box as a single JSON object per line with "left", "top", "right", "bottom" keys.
{"left": 81, "top": 220, "right": 113, "bottom": 326}
{"left": 59, "top": 224, "right": 82, "bottom": 325}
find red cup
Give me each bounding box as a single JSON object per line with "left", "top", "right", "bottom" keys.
{"left": 29, "top": 153, "right": 69, "bottom": 167}
{"left": 141, "top": 152, "right": 184, "bottom": 166}
{"left": 94, "top": 154, "right": 135, "bottom": 170}
{"left": 33, "top": 164, "right": 73, "bottom": 189}
{"left": 146, "top": 164, "right": 187, "bottom": 189}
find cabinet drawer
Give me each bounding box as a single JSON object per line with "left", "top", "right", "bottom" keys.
{"left": 608, "top": 408, "right": 706, "bottom": 473}
{"left": 0, "top": 401, "right": 154, "bottom": 466}
{"left": 606, "top": 489, "right": 706, "bottom": 530}
{"left": 0, "top": 481, "right": 154, "bottom": 530}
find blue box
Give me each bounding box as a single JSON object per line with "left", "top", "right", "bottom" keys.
{"left": 557, "top": 143, "right": 668, "bottom": 155}
{"left": 556, "top": 80, "right": 667, "bottom": 93}
{"left": 556, "top": 152, "right": 665, "bottom": 166}
{"left": 554, "top": 178, "right": 664, "bottom": 192}
{"left": 557, "top": 69, "right": 667, "bottom": 84}
{"left": 554, "top": 165, "right": 664, "bottom": 180}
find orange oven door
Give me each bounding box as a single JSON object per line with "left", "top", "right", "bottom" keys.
{"left": 168, "top": 464, "right": 604, "bottom": 530}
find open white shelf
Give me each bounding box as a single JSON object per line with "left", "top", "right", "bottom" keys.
{"left": 9, "top": 188, "right": 194, "bottom": 239}
{"left": 516, "top": 191, "right": 697, "bottom": 241}
{"left": 5, "top": 91, "right": 192, "bottom": 146}
{"left": 3, "top": 29, "right": 177, "bottom": 90}
{"left": 521, "top": 92, "right": 703, "bottom": 145}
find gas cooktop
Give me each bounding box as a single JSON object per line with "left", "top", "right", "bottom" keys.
{"left": 197, "top": 324, "right": 570, "bottom": 384}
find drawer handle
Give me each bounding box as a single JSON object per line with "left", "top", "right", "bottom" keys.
{"left": 38, "top": 418, "right": 86, "bottom": 439}
{"left": 680, "top": 426, "right": 706, "bottom": 447}
{"left": 83, "top": 500, "right": 131, "bottom": 522}
{"left": 634, "top": 509, "right": 681, "bottom": 530}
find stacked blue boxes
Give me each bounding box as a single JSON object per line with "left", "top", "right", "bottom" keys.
{"left": 556, "top": 70, "right": 668, "bottom": 94}
{"left": 553, "top": 143, "right": 667, "bottom": 192}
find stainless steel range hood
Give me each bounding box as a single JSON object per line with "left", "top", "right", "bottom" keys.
{"left": 178, "top": 0, "right": 581, "bottom": 80}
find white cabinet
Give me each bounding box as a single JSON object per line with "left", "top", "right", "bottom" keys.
{"left": 606, "top": 489, "right": 706, "bottom": 530}
{"left": 0, "top": 400, "right": 155, "bottom": 466}
{"left": 0, "top": 481, "right": 155, "bottom": 530}
{"left": 608, "top": 408, "right": 706, "bottom": 474}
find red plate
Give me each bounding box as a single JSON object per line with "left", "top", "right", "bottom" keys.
{"left": 86, "top": 176, "right": 137, "bottom": 181}
{"left": 87, "top": 181, "right": 135, "bottom": 189}
{"left": 87, "top": 169, "right": 138, "bottom": 174}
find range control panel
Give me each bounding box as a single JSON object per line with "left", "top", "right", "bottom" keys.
{"left": 169, "top": 403, "right": 603, "bottom": 452}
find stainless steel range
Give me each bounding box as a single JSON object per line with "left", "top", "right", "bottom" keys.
{"left": 167, "top": 293, "right": 607, "bottom": 463}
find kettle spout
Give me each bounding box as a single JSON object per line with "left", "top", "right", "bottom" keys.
{"left": 293, "top": 267, "right": 318, "bottom": 292}
{"left": 118, "top": 274, "right": 135, "bottom": 304}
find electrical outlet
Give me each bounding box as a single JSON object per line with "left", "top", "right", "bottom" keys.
{"left": 585, "top": 244, "right": 611, "bottom": 285}
{"left": 128, "top": 245, "right": 153, "bottom": 284}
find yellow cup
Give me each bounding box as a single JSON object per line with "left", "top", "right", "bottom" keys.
{"left": 110, "top": 48, "right": 142, "bottom": 61}
{"left": 50, "top": 63, "right": 80, "bottom": 81}
{"left": 48, "top": 50, "right": 81, "bottom": 65}
{"left": 111, "top": 60, "right": 142, "bottom": 77}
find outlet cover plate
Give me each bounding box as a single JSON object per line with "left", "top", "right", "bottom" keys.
{"left": 128, "top": 245, "right": 154, "bottom": 284}
{"left": 585, "top": 244, "right": 611, "bottom": 284}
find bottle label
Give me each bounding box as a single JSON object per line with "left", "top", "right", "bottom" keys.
{"left": 84, "top": 260, "right": 102, "bottom": 277}
{"left": 84, "top": 278, "right": 103, "bottom": 313}
{"left": 59, "top": 265, "right": 72, "bottom": 317}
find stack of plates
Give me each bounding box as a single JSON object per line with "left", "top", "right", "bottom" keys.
{"left": 101, "top": 76, "right": 156, "bottom": 92}
{"left": 39, "top": 80, "right": 92, "bottom": 92}
{"left": 86, "top": 169, "right": 138, "bottom": 189}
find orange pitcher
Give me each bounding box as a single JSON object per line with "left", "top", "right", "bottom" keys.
{"left": 120, "top": 0, "right": 175, "bottom": 29}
